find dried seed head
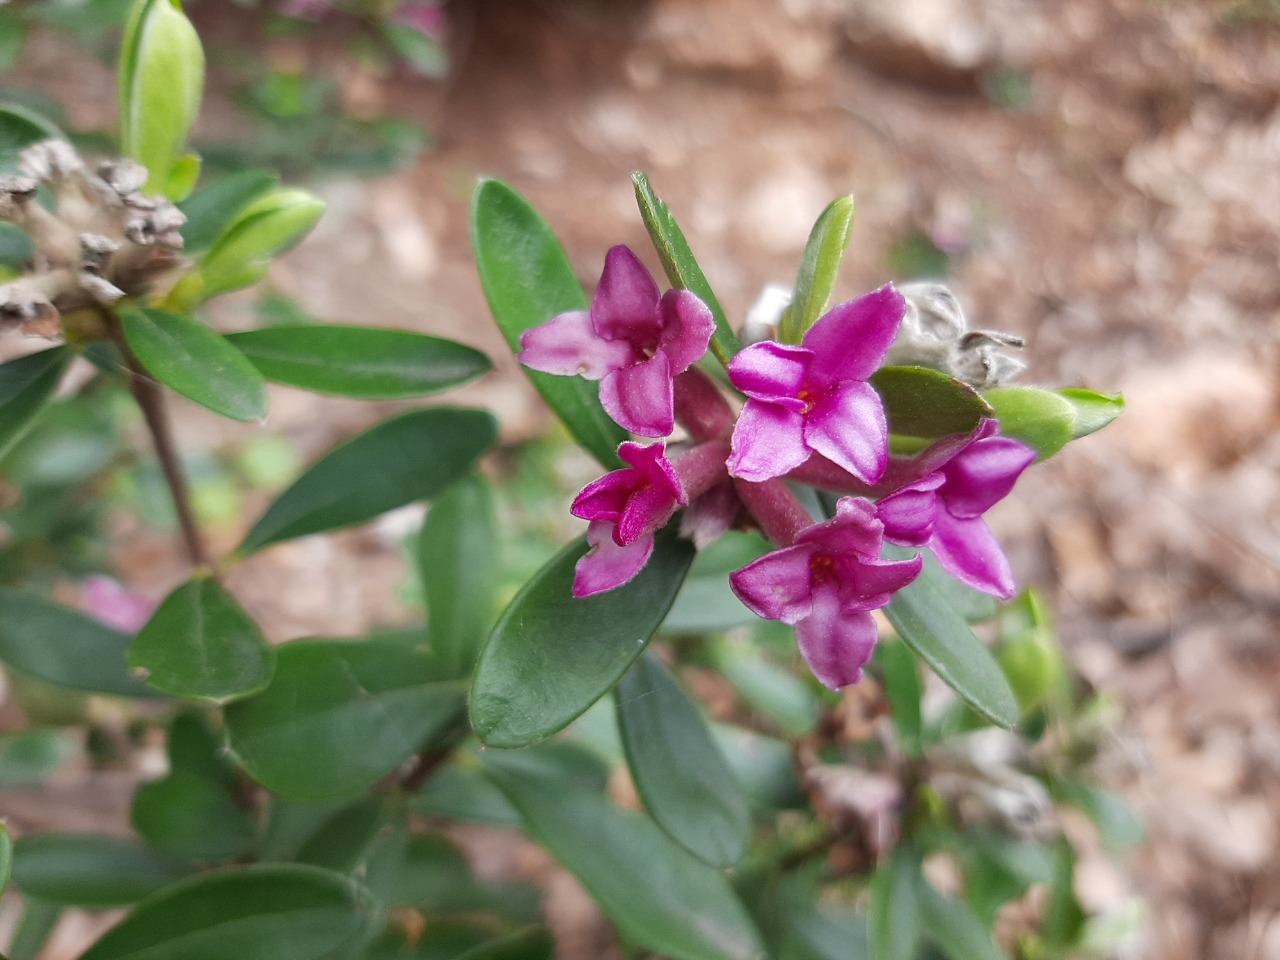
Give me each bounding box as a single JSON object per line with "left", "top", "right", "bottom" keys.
{"left": 0, "top": 279, "right": 62, "bottom": 339}
{"left": 95, "top": 159, "right": 149, "bottom": 198}
{"left": 79, "top": 272, "right": 126, "bottom": 305}
{"left": 0, "top": 176, "right": 39, "bottom": 221}
{"left": 18, "top": 140, "right": 84, "bottom": 183}
{"left": 80, "top": 233, "right": 121, "bottom": 273}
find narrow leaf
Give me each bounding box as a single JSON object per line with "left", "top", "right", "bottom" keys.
{"left": 0, "top": 348, "right": 71, "bottom": 460}
{"left": 470, "top": 527, "right": 695, "bottom": 748}
{"left": 632, "top": 171, "right": 740, "bottom": 366}
{"left": 870, "top": 366, "right": 992, "bottom": 440}
{"left": 420, "top": 473, "right": 497, "bottom": 678}
{"left": 484, "top": 755, "right": 766, "bottom": 960}
{"left": 79, "top": 865, "right": 377, "bottom": 960}
{"left": 917, "top": 879, "right": 1008, "bottom": 960}
{"left": 179, "top": 169, "right": 278, "bottom": 254}
{"left": 0, "top": 823, "right": 11, "bottom": 894}
{"left": 875, "top": 639, "right": 924, "bottom": 756}
{"left": 883, "top": 557, "right": 1020, "bottom": 729}
{"left": 616, "top": 653, "right": 750, "bottom": 867}
{"left": 983, "top": 386, "right": 1075, "bottom": 460}
{"left": 869, "top": 845, "right": 921, "bottom": 960}
{"left": 128, "top": 576, "right": 274, "bottom": 702}
{"left": 239, "top": 407, "right": 497, "bottom": 554}
{"left": 120, "top": 308, "right": 267, "bottom": 421}
{"left": 227, "top": 325, "right": 490, "bottom": 400}
{"left": 197, "top": 188, "right": 326, "bottom": 298}
{"left": 224, "top": 638, "right": 467, "bottom": 799}
{"left": 11, "top": 834, "right": 190, "bottom": 906}
{"left": 458, "top": 928, "right": 555, "bottom": 960}
{"left": 0, "top": 103, "right": 64, "bottom": 168}
{"left": 779, "top": 194, "right": 855, "bottom": 344}
{"left": 1058, "top": 388, "right": 1123, "bottom": 440}
{"left": 0, "top": 589, "right": 159, "bottom": 698}
{"left": 470, "top": 178, "right": 626, "bottom": 467}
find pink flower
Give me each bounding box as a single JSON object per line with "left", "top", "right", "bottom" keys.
{"left": 518, "top": 245, "right": 715, "bottom": 437}
{"left": 83, "top": 575, "right": 156, "bottom": 634}
{"left": 729, "top": 498, "right": 921, "bottom": 690}
{"left": 877, "top": 419, "right": 1035, "bottom": 600}
{"left": 726, "top": 285, "right": 906, "bottom": 485}
{"left": 570, "top": 441, "right": 688, "bottom": 597}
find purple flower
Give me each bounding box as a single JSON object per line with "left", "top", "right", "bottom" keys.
{"left": 877, "top": 419, "right": 1035, "bottom": 600}
{"left": 83, "top": 575, "right": 156, "bottom": 634}
{"left": 729, "top": 497, "right": 921, "bottom": 690}
{"left": 570, "top": 441, "right": 688, "bottom": 597}
{"left": 726, "top": 285, "right": 906, "bottom": 485}
{"left": 518, "top": 245, "right": 715, "bottom": 437}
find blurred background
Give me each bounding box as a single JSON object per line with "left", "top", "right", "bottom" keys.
{"left": 2, "top": 0, "right": 1278, "bottom": 956}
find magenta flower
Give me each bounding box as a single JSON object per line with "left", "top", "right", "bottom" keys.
{"left": 877, "top": 419, "right": 1035, "bottom": 600}
{"left": 726, "top": 285, "right": 906, "bottom": 485}
{"left": 83, "top": 575, "right": 156, "bottom": 634}
{"left": 570, "top": 441, "right": 688, "bottom": 597}
{"left": 518, "top": 245, "right": 715, "bottom": 437}
{"left": 729, "top": 497, "right": 922, "bottom": 689}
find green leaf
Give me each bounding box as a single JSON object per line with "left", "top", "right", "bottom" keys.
{"left": 224, "top": 638, "right": 467, "bottom": 799}
{"left": 0, "top": 348, "right": 71, "bottom": 460}
{"left": 484, "top": 754, "right": 766, "bottom": 960}
{"left": 131, "top": 772, "right": 258, "bottom": 861}
{"left": 665, "top": 531, "right": 770, "bottom": 633}
{"left": 0, "top": 103, "right": 64, "bottom": 169}
{"left": 0, "top": 221, "right": 33, "bottom": 269}
{"left": 120, "top": 308, "right": 267, "bottom": 422}
{"left": 290, "top": 796, "right": 407, "bottom": 902}
{"left": 870, "top": 366, "right": 992, "bottom": 440}
{"left": 11, "top": 834, "right": 190, "bottom": 906}
{"left": 0, "top": 823, "right": 11, "bottom": 894}
{"left": 0, "top": 728, "right": 68, "bottom": 786}
{"left": 709, "top": 636, "right": 819, "bottom": 738}
{"left": 1058, "top": 388, "right": 1124, "bottom": 440}
{"left": 0, "top": 589, "right": 160, "bottom": 698}
{"left": 166, "top": 712, "right": 237, "bottom": 786}
{"left": 79, "top": 865, "right": 377, "bottom": 960}
{"left": 869, "top": 845, "right": 921, "bottom": 960}
{"left": 1057, "top": 782, "right": 1144, "bottom": 849}
{"left": 389, "top": 833, "right": 540, "bottom": 923}
{"left": 196, "top": 188, "right": 326, "bottom": 298}
{"left": 983, "top": 386, "right": 1075, "bottom": 459}
{"left": 117, "top": 0, "right": 205, "bottom": 196}
{"left": 778, "top": 194, "right": 855, "bottom": 344}
{"left": 710, "top": 724, "right": 804, "bottom": 812}
{"left": 917, "top": 879, "right": 1008, "bottom": 960}
{"left": 226, "top": 326, "right": 491, "bottom": 400}
{"left": 1040, "top": 840, "right": 1086, "bottom": 949}
{"left": 883, "top": 557, "right": 1020, "bottom": 729}
{"left": 239, "top": 407, "right": 497, "bottom": 554}
{"left": 178, "top": 169, "right": 277, "bottom": 254}
{"left": 632, "top": 171, "right": 740, "bottom": 366}
{"left": 471, "top": 527, "right": 695, "bottom": 748}
{"left": 458, "top": 928, "right": 555, "bottom": 960}
{"left": 420, "top": 473, "right": 497, "bottom": 678}
{"left": 128, "top": 576, "right": 274, "bottom": 702}
{"left": 470, "top": 178, "right": 626, "bottom": 468}
{"left": 0, "top": 12, "right": 27, "bottom": 72}
{"left": 616, "top": 653, "right": 750, "bottom": 867}
{"left": 875, "top": 639, "right": 924, "bottom": 756}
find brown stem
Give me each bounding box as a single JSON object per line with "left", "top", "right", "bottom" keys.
{"left": 398, "top": 748, "right": 453, "bottom": 793}
{"left": 104, "top": 311, "right": 208, "bottom": 567}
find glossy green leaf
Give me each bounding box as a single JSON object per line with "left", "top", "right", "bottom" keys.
{"left": 869, "top": 845, "right": 921, "bottom": 960}
{"left": 0, "top": 348, "right": 71, "bottom": 460}
{"left": 471, "top": 528, "right": 695, "bottom": 748}
{"left": 179, "top": 169, "right": 277, "bottom": 254}
{"left": 484, "top": 754, "right": 766, "bottom": 960}
{"left": 131, "top": 772, "right": 257, "bottom": 861}
{"left": 616, "top": 653, "right": 750, "bottom": 867}
{"left": 0, "top": 823, "right": 11, "bottom": 894}
{"left": 120, "top": 308, "right": 267, "bottom": 422}
{"left": 166, "top": 712, "right": 237, "bottom": 786}
{"left": 709, "top": 635, "right": 819, "bottom": 738}
{"left": 917, "top": 879, "right": 1008, "bottom": 960}
{"left": 0, "top": 728, "right": 68, "bottom": 786}
{"left": 632, "top": 171, "right": 740, "bottom": 366}
{"left": 778, "top": 194, "right": 855, "bottom": 344}
{"left": 79, "top": 865, "right": 377, "bottom": 960}
{"left": 196, "top": 188, "right": 326, "bottom": 298}
{"left": 239, "top": 407, "right": 496, "bottom": 554}
{"left": 118, "top": 0, "right": 204, "bottom": 196}
{"left": 870, "top": 366, "right": 992, "bottom": 440}
{"left": 665, "top": 531, "right": 769, "bottom": 633}
{"left": 420, "top": 473, "right": 497, "bottom": 678}
{"left": 128, "top": 576, "right": 274, "bottom": 702}
{"left": 1058, "top": 388, "right": 1123, "bottom": 440}
{"left": 226, "top": 325, "right": 491, "bottom": 400}
{"left": 884, "top": 557, "right": 1019, "bottom": 729}
{"left": 11, "top": 834, "right": 190, "bottom": 906}
{"left": 0, "top": 590, "right": 159, "bottom": 697}
{"left": 710, "top": 724, "right": 804, "bottom": 812}
{"left": 0, "top": 103, "right": 64, "bottom": 168}
{"left": 164, "top": 152, "right": 201, "bottom": 202}
{"left": 224, "top": 638, "right": 467, "bottom": 799}
{"left": 471, "top": 178, "right": 626, "bottom": 468}
{"left": 875, "top": 639, "right": 924, "bottom": 756}
{"left": 389, "top": 833, "right": 540, "bottom": 922}
{"left": 291, "top": 796, "right": 407, "bottom": 901}
{"left": 983, "top": 386, "right": 1074, "bottom": 459}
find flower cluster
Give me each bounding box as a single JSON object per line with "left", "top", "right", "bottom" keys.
{"left": 520, "top": 245, "right": 1034, "bottom": 689}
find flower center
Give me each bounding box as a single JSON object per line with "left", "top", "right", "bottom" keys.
{"left": 795, "top": 387, "right": 816, "bottom": 414}
{"left": 809, "top": 553, "right": 836, "bottom": 583}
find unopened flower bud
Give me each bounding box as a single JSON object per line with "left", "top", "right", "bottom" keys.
{"left": 741, "top": 283, "right": 792, "bottom": 346}
{"left": 885, "top": 281, "right": 1026, "bottom": 388}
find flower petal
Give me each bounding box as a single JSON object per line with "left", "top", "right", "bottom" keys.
{"left": 657, "top": 289, "right": 715, "bottom": 373}
{"left": 616, "top": 483, "right": 679, "bottom": 545}
{"left": 726, "top": 341, "right": 811, "bottom": 409}
{"left": 618, "top": 440, "right": 684, "bottom": 501}
{"left": 876, "top": 475, "right": 945, "bottom": 547}
{"left": 802, "top": 284, "right": 906, "bottom": 387}
{"left": 570, "top": 469, "right": 638, "bottom": 524}
{"left": 795, "top": 585, "right": 880, "bottom": 689}
{"left": 928, "top": 510, "right": 1016, "bottom": 600}
{"left": 726, "top": 400, "right": 810, "bottom": 482}
{"left": 518, "top": 310, "right": 634, "bottom": 379}
{"left": 834, "top": 553, "right": 923, "bottom": 611}
{"left": 592, "top": 245, "right": 662, "bottom": 344}
{"left": 796, "top": 495, "right": 883, "bottom": 556}
{"left": 729, "top": 543, "right": 814, "bottom": 623}
{"left": 805, "top": 380, "right": 888, "bottom": 485}
{"left": 599, "top": 353, "right": 675, "bottom": 437}
{"left": 573, "top": 522, "right": 654, "bottom": 597}
{"left": 941, "top": 435, "right": 1036, "bottom": 518}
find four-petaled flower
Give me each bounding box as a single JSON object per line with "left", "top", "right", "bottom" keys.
{"left": 725, "top": 285, "right": 905, "bottom": 485}
{"left": 518, "top": 245, "right": 715, "bottom": 437}
{"left": 876, "top": 419, "right": 1035, "bottom": 600}
{"left": 570, "top": 441, "right": 688, "bottom": 597}
{"left": 729, "top": 497, "right": 922, "bottom": 690}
